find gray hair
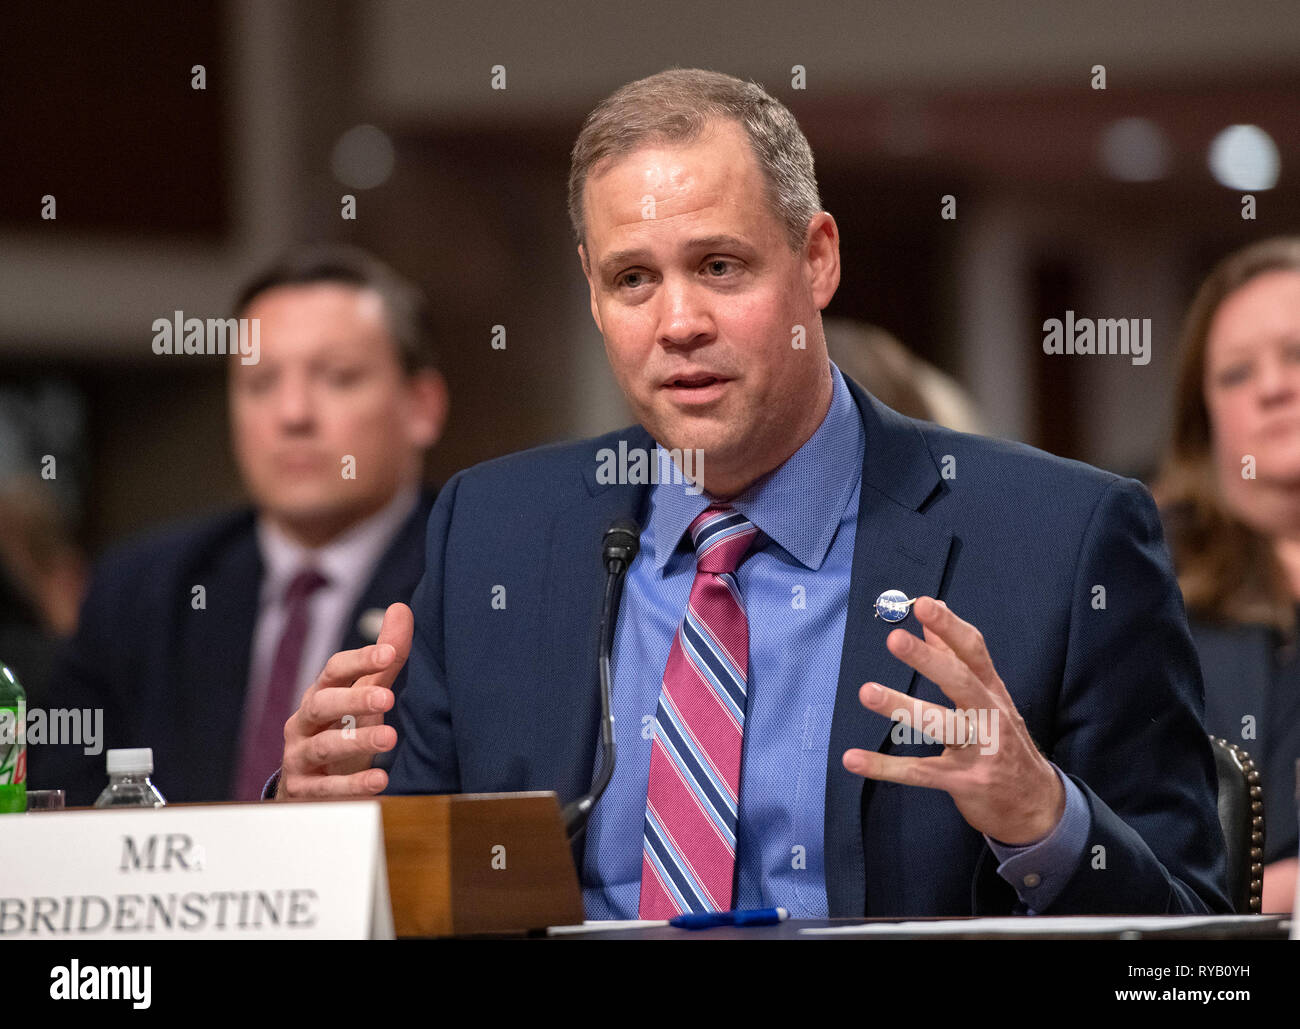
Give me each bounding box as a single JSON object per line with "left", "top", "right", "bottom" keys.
{"left": 568, "top": 68, "right": 822, "bottom": 251}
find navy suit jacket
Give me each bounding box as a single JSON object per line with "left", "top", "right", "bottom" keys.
{"left": 1191, "top": 618, "right": 1300, "bottom": 865}
{"left": 387, "top": 381, "right": 1231, "bottom": 916}
{"left": 30, "top": 490, "right": 435, "bottom": 806}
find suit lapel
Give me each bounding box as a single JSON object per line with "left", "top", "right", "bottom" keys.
{"left": 173, "top": 515, "right": 261, "bottom": 801}
{"left": 544, "top": 427, "right": 654, "bottom": 867}
{"left": 824, "top": 380, "right": 955, "bottom": 917}
{"left": 339, "top": 490, "right": 436, "bottom": 650}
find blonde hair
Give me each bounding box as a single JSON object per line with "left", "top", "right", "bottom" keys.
{"left": 824, "top": 319, "right": 985, "bottom": 434}
{"left": 1153, "top": 236, "right": 1300, "bottom": 632}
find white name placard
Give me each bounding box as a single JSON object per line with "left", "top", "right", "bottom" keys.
{"left": 0, "top": 802, "right": 393, "bottom": 940}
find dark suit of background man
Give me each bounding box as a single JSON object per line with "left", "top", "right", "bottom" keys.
{"left": 31, "top": 247, "right": 448, "bottom": 805}
{"left": 278, "top": 70, "right": 1230, "bottom": 918}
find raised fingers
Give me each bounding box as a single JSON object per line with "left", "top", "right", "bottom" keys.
{"left": 297, "top": 677, "right": 395, "bottom": 733}
{"left": 911, "top": 597, "right": 999, "bottom": 687}
{"left": 283, "top": 722, "right": 396, "bottom": 776}
{"left": 857, "top": 681, "right": 977, "bottom": 747}
{"left": 841, "top": 748, "right": 945, "bottom": 790}
{"left": 280, "top": 764, "right": 390, "bottom": 800}
{"left": 363, "top": 603, "right": 414, "bottom": 691}
{"left": 314, "top": 643, "right": 398, "bottom": 694}
{"left": 885, "top": 623, "right": 986, "bottom": 709}
{"left": 305, "top": 723, "right": 396, "bottom": 765}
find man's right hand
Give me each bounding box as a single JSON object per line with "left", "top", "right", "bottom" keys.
{"left": 277, "top": 602, "right": 414, "bottom": 799}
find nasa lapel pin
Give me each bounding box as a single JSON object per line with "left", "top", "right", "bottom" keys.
{"left": 874, "top": 589, "right": 917, "bottom": 623}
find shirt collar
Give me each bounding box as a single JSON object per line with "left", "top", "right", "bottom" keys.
{"left": 256, "top": 484, "right": 421, "bottom": 605}
{"left": 647, "top": 362, "right": 864, "bottom": 572}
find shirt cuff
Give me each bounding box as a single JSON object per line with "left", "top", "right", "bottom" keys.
{"left": 984, "top": 764, "right": 1090, "bottom": 913}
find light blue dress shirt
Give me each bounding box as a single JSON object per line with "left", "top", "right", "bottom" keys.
{"left": 580, "top": 364, "right": 1088, "bottom": 918}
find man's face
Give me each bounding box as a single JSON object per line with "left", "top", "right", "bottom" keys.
{"left": 580, "top": 119, "right": 839, "bottom": 496}
{"left": 1204, "top": 270, "right": 1300, "bottom": 524}
{"left": 229, "top": 283, "right": 444, "bottom": 543}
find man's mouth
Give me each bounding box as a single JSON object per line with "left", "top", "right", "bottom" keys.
{"left": 664, "top": 374, "right": 728, "bottom": 389}
{"left": 660, "top": 374, "right": 732, "bottom": 406}
{"left": 275, "top": 452, "right": 327, "bottom": 471}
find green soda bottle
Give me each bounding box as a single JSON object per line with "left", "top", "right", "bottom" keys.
{"left": 0, "top": 662, "right": 26, "bottom": 813}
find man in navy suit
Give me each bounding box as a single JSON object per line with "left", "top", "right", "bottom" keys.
{"left": 30, "top": 247, "right": 447, "bottom": 806}
{"left": 277, "top": 71, "right": 1230, "bottom": 917}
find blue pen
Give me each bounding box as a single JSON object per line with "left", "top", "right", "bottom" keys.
{"left": 670, "top": 907, "right": 789, "bottom": 930}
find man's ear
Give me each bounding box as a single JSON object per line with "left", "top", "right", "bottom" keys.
{"left": 405, "top": 368, "right": 449, "bottom": 451}
{"left": 803, "top": 212, "right": 841, "bottom": 311}
{"left": 579, "top": 243, "right": 603, "bottom": 334}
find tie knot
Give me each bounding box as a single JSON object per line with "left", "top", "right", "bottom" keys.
{"left": 688, "top": 505, "right": 757, "bottom": 575}
{"left": 284, "top": 567, "right": 329, "bottom": 606}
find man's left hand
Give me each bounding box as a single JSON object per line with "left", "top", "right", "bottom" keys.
{"left": 842, "top": 596, "right": 1066, "bottom": 845}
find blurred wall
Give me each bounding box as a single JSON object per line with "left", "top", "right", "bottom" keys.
{"left": 2, "top": 0, "right": 1299, "bottom": 552}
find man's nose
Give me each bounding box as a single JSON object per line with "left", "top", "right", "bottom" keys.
{"left": 655, "top": 276, "right": 714, "bottom": 349}
{"left": 272, "top": 375, "right": 315, "bottom": 429}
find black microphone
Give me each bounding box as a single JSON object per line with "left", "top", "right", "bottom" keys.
{"left": 562, "top": 517, "right": 640, "bottom": 840}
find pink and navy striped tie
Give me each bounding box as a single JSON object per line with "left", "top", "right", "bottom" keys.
{"left": 639, "top": 505, "right": 758, "bottom": 916}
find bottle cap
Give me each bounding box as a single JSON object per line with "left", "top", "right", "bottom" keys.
{"left": 106, "top": 748, "right": 154, "bottom": 776}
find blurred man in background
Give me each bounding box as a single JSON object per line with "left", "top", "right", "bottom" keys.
{"left": 30, "top": 245, "right": 448, "bottom": 804}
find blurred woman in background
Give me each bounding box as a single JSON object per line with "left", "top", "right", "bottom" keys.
{"left": 1155, "top": 236, "right": 1300, "bottom": 913}
{"left": 823, "top": 318, "right": 985, "bottom": 434}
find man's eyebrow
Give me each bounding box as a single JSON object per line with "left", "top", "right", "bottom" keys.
{"left": 685, "top": 234, "right": 753, "bottom": 254}
{"left": 597, "top": 235, "right": 755, "bottom": 278}
{"left": 598, "top": 248, "right": 650, "bottom": 278}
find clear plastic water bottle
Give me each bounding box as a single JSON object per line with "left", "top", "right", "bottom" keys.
{"left": 93, "top": 748, "right": 166, "bottom": 808}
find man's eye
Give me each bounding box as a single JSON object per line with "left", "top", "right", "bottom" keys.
{"left": 704, "top": 258, "right": 735, "bottom": 277}
{"left": 617, "top": 271, "right": 648, "bottom": 289}
{"left": 326, "top": 368, "right": 364, "bottom": 387}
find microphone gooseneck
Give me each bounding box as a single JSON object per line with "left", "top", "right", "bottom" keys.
{"left": 562, "top": 517, "right": 640, "bottom": 840}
